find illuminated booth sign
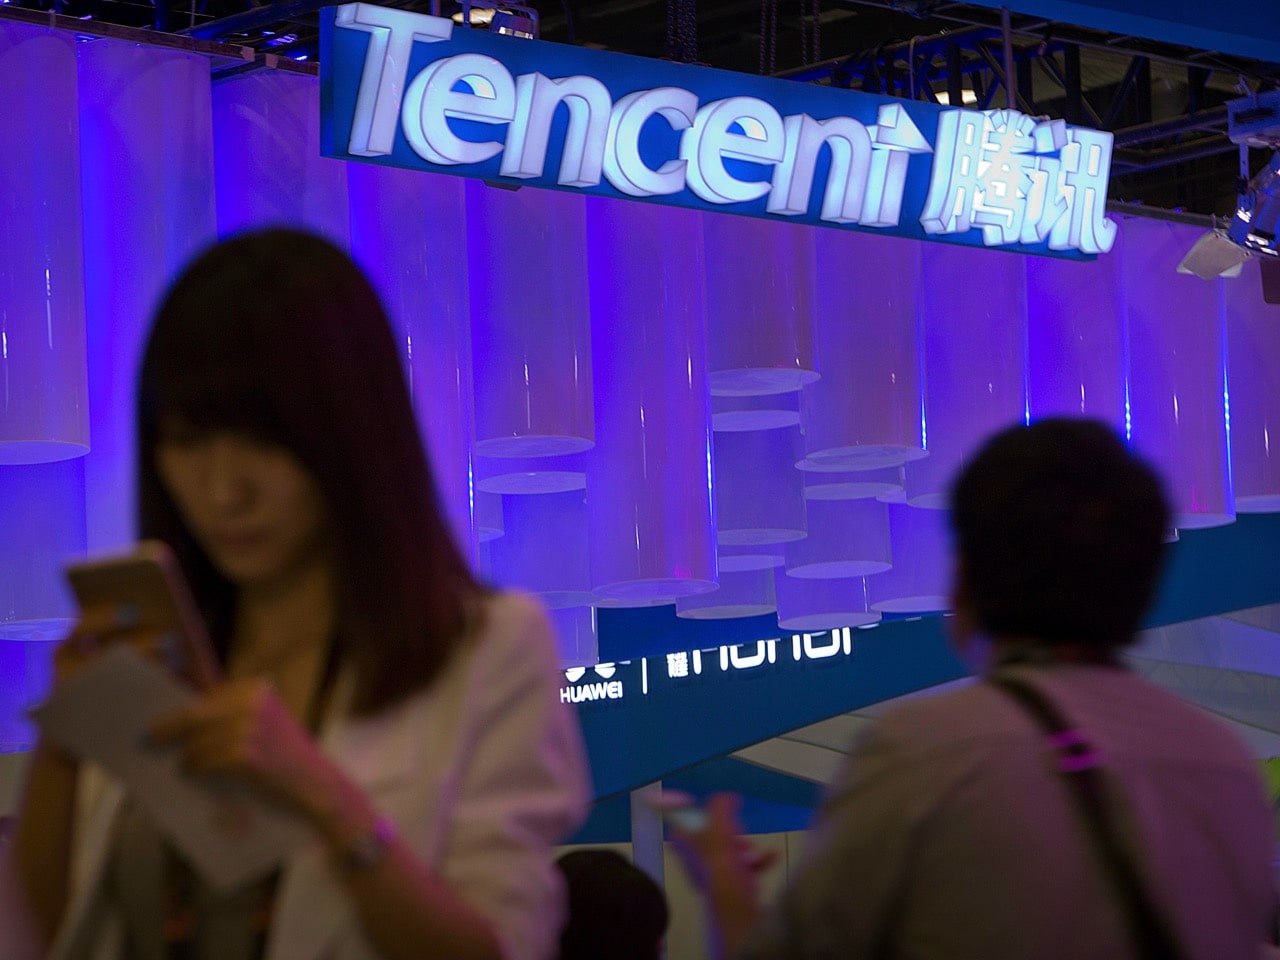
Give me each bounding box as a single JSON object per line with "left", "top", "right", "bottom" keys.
{"left": 321, "top": 2, "right": 1115, "bottom": 257}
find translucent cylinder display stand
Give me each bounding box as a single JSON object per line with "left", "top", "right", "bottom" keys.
{"left": 717, "top": 543, "right": 785, "bottom": 573}
{"left": 711, "top": 393, "right": 801, "bottom": 432}
{"left": 1123, "top": 217, "right": 1233, "bottom": 529}
{"left": 487, "top": 490, "right": 594, "bottom": 610}
{"left": 593, "top": 596, "right": 678, "bottom": 610}
{"left": 878, "top": 481, "right": 908, "bottom": 504}
{"left": 475, "top": 453, "right": 587, "bottom": 495}
{"left": 0, "top": 460, "right": 87, "bottom": 751}
{"left": 1026, "top": 218, "right": 1127, "bottom": 432}
{"left": 804, "top": 465, "right": 904, "bottom": 502}
{"left": 476, "top": 491, "right": 504, "bottom": 543}
{"left": 78, "top": 38, "right": 217, "bottom": 550}
{"left": 586, "top": 198, "right": 717, "bottom": 601}
{"left": 212, "top": 70, "right": 349, "bottom": 246}
{"left": 0, "top": 24, "right": 88, "bottom": 465}
{"left": 703, "top": 214, "right": 818, "bottom": 399}
{"left": 776, "top": 575, "right": 880, "bottom": 632}
{"left": 1223, "top": 258, "right": 1280, "bottom": 512}
{"left": 908, "top": 244, "right": 1028, "bottom": 507}
{"left": 348, "top": 167, "right": 477, "bottom": 563}
{"left": 800, "top": 229, "right": 924, "bottom": 471}
{"left": 468, "top": 183, "right": 593, "bottom": 456}
{"left": 714, "top": 425, "right": 806, "bottom": 546}
{"left": 784, "top": 498, "right": 891, "bottom": 577}
{"left": 677, "top": 569, "right": 776, "bottom": 620}
{"left": 551, "top": 606, "right": 598, "bottom": 669}
{"left": 866, "top": 504, "right": 951, "bottom": 614}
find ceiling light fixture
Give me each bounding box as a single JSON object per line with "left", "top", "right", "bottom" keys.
{"left": 1226, "top": 151, "right": 1280, "bottom": 258}
{"left": 1177, "top": 90, "right": 1280, "bottom": 281}
{"left": 451, "top": 1, "right": 538, "bottom": 38}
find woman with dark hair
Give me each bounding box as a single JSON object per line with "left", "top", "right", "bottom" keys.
{"left": 11, "top": 229, "right": 590, "bottom": 960}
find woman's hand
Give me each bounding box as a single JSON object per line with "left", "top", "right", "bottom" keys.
{"left": 671, "top": 793, "right": 777, "bottom": 960}
{"left": 149, "top": 679, "right": 340, "bottom": 826}
{"left": 53, "top": 605, "right": 177, "bottom": 689}
{"left": 7, "top": 608, "right": 163, "bottom": 944}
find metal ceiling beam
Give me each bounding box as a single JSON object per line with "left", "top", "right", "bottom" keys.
{"left": 953, "top": 0, "right": 1280, "bottom": 66}
{"left": 181, "top": 0, "right": 338, "bottom": 39}
{"left": 1111, "top": 137, "right": 1239, "bottom": 175}
{"left": 1112, "top": 105, "right": 1229, "bottom": 148}
{"left": 0, "top": 3, "right": 255, "bottom": 61}
{"left": 836, "top": 0, "right": 1280, "bottom": 81}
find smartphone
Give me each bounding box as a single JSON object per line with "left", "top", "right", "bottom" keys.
{"left": 645, "top": 789, "right": 710, "bottom": 833}
{"left": 65, "top": 541, "right": 221, "bottom": 690}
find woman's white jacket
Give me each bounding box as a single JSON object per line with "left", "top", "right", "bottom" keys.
{"left": 43, "top": 591, "right": 590, "bottom": 960}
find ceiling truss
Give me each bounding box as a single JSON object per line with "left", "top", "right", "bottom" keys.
{"left": 2, "top": 0, "right": 1278, "bottom": 217}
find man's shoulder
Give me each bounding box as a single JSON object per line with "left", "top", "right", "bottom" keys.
{"left": 873, "top": 679, "right": 1008, "bottom": 730}
{"left": 861, "top": 681, "right": 1026, "bottom": 761}
{"left": 872, "top": 666, "right": 1259, "bottom": 773}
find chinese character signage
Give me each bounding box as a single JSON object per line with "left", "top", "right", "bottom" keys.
{"left": 321, "top": 3, "right": 1115, "bottom": 257}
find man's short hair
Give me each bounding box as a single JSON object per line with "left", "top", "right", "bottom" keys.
{"left": 557, "top": 849, "right": 669, "bottom": 960}
{"left": 948, "top": 418, "right": 1171, "bottom": 649}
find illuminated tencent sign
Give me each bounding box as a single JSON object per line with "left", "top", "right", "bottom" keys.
{"left": 321, "top": 3, "right": 1116, "bottom": 256}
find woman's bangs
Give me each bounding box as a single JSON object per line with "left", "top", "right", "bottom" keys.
{"left": 144, "top": 344, "right": 291, "bottom": 447}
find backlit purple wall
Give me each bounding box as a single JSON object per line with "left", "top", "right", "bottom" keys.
{"left": 1, "top": 42, "right": 1278, "bottom": 748}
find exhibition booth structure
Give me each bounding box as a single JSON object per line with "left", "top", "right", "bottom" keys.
{"left": 2, "top": 5, "right": 1280, "bottom": 820}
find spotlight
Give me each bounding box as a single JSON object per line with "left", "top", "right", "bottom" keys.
{"left": 1179, "top": 91, "right": 1280, "bottom": 281}
{"left": 1178, "top": 151, "right": 1280, "bottom": 280}
{"left": 1227, "top": 151, "right": 1280, "bottom": 258}
{"left": 1176, "top": 229, "right": 1250, "bottom": 280}
{"left": 489, "top": 6, "right": 538, "bottom": 38}
{"left": 1227, "top": 89, "right": 1280, "bottom": 149}
{"left": 452, "top": 6, "right": 495, "bottom": 25}
{"left": 451, "top": 2, "right": 539, "bottom": 38}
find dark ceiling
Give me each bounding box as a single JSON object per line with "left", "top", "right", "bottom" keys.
{"left": 8, "top": 0, "right": 1280, "bottom": 217}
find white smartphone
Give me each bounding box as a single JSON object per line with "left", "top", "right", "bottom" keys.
{"left": 64, "top": 541, "right": 221, "bottom": 690}
{"left": 645, "top": 789, "right": 710, "bottom": 833}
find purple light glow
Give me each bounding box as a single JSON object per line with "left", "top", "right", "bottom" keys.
{"left": 802, "top": 228, "right": 925, "bottom": 471}
{"left": 1122, "top": 217, "right": 1233, "bottom": 528}
{"left": 0, "top": 24, "right": 89, "bottom": 465}
{"left": 466, "top": 182, "right": 594, "bottom": 457}
{"left": 1224, "top": 257, "right": 1280, "bottom": 512}
{"left": 586, "top": 197, "right": 717, "bottom": 601}
{"left": 213, "top": 71, "right": 349, "bottom": 246}
{"left": 347, "top": 166, "right": 478, "bottom": 564}
{"left": 78, "top": 38, "right": 217, "bottom": 551}
{"left": 908, "top": 242, "right": 1028, "bottom": 507}
{"left": 1026, "top": 217, "right": 1127, "bottom": 433}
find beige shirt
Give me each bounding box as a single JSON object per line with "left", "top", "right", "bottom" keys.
{"left": 745, "top": 663, "right": 1277, "bottom": 960}
{"left": 47, "top": 591, "right": 590, "bottom": 960}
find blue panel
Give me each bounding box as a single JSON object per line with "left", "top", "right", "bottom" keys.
{"left": 964, "top": 1, "right": 1280, "bottom": 64}
{"left": 568, "top": 757, "right": 826, "bottom": 843}
{"left": 576, "top": 617, "right": 967, "bottom": 799}
{"left": 579, "top": 513, "right": 1280, "bottom": 801}
{"left": 597, "top": 512, "right": 1280, "bottom": 664}
{"left": 568, "top": 793, "right": 633, "bottom": 845}
{"left": 667, "top": 756, "right": 824, "bottom": 815}
{"left": 597, "top": 606, "right": 778, "bottom": 663}
{"left": 1145, "top": 513, "right": 1280, "bottom": 627}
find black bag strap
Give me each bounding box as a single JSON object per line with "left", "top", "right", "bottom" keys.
{"left": 991, "top": 674, "right": 1188, "bottom": 960}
